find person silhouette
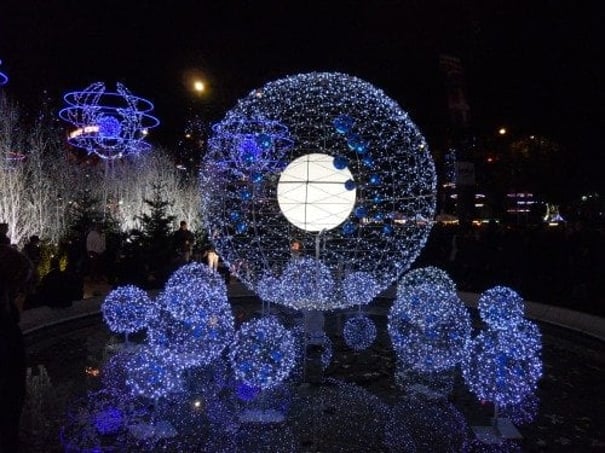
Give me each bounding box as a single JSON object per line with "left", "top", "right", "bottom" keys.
{"left": 0, "top": 245, "right": 33, "bottom": 452}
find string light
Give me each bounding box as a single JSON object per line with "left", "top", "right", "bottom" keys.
{"left": 125, "top": 346, "right": 184, "bottom": 400}
{"left": 398, "top": 266, "right": 456, "bottom": 296}
{"left": 343, "top": 314, "right": 377, "bottom": 351}
{"left": 59, "top": 82, "right": 159, "bottom": 160}
{"left": 166, "top": 261, "right": 225, "bottom": 290}
{"left": 389, "top": 285, "right": 471, "bottom": 372}
{"left": 102, "top": 285, "right": 152, "bottom": 334}
{"left": 279, "top": 257, "right": 335, "bottom": 310}
{"left": 229, "top": 316, "right": 296, "bottom": 390}
{"left": 201, "top": 72, "right": 436, "bottom": 310}
{"left": 343, "top": 271, "right": 379, "bottom": 306}
{"left": 461, "top": 324, "right": 543, "bottom": 407}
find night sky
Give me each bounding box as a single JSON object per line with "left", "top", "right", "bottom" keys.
{"left": 1, "top": 1, "right": 603, "bottom": 192}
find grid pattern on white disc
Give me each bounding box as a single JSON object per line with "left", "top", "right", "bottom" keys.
{"left": 277, "top": 153, "right": 356, "bottom": 232}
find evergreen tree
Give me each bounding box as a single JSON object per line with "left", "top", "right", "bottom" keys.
{"left": 137, "top": 183, "right": 176, "bottom": 286}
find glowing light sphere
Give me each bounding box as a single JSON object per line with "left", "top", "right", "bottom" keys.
{"left": 156, "top": 276, "right": 229, "bottom": 322}
{"left": 389, "top": 287, "right": 471, "bottom": 372}
{"left": 478, "top": 286, "right": 525, "bottom": 330}
{"left": 102, "top": 285, "right": 152, "bottom": 334}
{"left": 256, "top": 271, "right": 282, "bottom": 303}
{"left": 277, "top": 153, "right": 357, "bottom": 231}
{"left": 201, "top": 72, "right": 437, "bottom": 310}
{"left": 229, "top": 316, "right": 296, "bottom": 390}
{"left": 392, "top": 283, "right": 463, "bottom": 329}
{"left": 343, "top": 314, "right": 377, "bottom": 351}
{"left": 147, "top": 302, "right": 234, "bottom": 369}
{"left": 461, "top": 327, "right": 543, "bottom": 407}
{"left": 342, "top": 271, "right": 379, "bottom": 306}
{"left": 279, "top": 257, "right": 335, "bottom": 310}
{"left": 59, "top": 82, "right": 159, "bottom": 160}
{"left": 166, "top": 261, "right": 225, "bottom": 290}
{"left": 125, "top": 346, "right": 184, "bottom": 400}
{"left": 398, "top": 266, "right": 456, "bottom": 296}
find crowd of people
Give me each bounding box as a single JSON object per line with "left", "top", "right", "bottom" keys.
{"left": 416, "top": 220, "right": 605, "bottom": 316}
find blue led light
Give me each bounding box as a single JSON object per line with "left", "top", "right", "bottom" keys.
{"left": 201, "top": 72, "right": 436, "bottom": 310}
{"left": 0, "top": 59, "right": 8, "bottom": 86}
{"left": 102, "top": 285, "right": 152, "bottom": 335}
{"left": 58, "top": 82, "right": 159, "bottom": 160}
{"left": 229, "top": 316, "right": 296, "bottom": 390}
{"left": 343, "top": 314, "right": 377, "bottom": 351}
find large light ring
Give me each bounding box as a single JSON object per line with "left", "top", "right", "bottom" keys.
{"left": 202, "top": 72, "right": 436, "bottom": 310}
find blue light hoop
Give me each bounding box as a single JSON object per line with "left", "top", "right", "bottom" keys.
{"left": 0, "top": 59, "right": 8, "bottom": 86}
{"left": 59, "top": 82, "right": 159, "bottom": 160}
{"left": 201, "top": 72, "right": 437, "bottom": 311}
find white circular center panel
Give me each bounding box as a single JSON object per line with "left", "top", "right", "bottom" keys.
{"left": 277, "top": 153, "right": 356, "bottom": 232}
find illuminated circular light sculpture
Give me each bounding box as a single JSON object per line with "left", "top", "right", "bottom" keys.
{"left": 343, "top": 314, "right": 377, "bottom": 351}
{"left": 59, "top": 82, "right": 159, "bottom": 160}
{"left": 256, "top": 271, "right": 282, "bottom": 304}
{"left": 277, "top": 153, "right": 357, "bottom": 231}
{"left": 201, "top": 72, "right": 436, "bottom": 310}
{"left": 398, "top": 266, "right": 456, "bottom": 296}
{"left": 478, "top": 286, "right": 525, "bottom": 330}
{"left": 392, "top": 283, "right": 462, "bottom": 329}
{"left": 229, "top": 316, "right": 296, "bottom": 390}
{"left": 102, "top": 285, "right": 152, "bottom": 334}
{"left": 125, "top": 346, "right": 184, "bottom": 400}
{"left": 461, "top": 326, "right": 543, "bottom": 407}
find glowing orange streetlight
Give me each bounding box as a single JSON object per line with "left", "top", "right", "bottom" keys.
{"left": 193, "top": 80, "right": 205, "bottom": 93}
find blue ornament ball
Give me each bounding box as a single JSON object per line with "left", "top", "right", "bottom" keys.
{"left": 102, "top": 285, "right": 151, "bottom": 334}
{"left": 344, "top": 179, "right": 356, "bottom": 191}
{"left": 333, "top": 114, "right": 354, "bottom": 134}
{"left": 478, "top": 286, "right": 525, "bottom": 330}
{"left": 343, "top": 314, "right": 377, "bottom": 351}
{"left": 229, "top": 316, "right": 296, "bottom": 390}
{"left": 333, "top": 155, "right": 349, "bottom": 170}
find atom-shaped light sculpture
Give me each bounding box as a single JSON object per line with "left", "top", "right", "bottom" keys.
{"left": 201, "top": 72, "right": 436, "bottom": 311}
{"left": 59, "top": 82, "right": 159, "bottom": 160}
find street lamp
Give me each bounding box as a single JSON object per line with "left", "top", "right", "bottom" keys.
{"left": 193, "top": 80, "right": 205, "bottom": 93}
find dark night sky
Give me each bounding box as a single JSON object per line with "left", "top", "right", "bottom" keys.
{"left": 1, "top": 0, "right": 603, "bottom": 192}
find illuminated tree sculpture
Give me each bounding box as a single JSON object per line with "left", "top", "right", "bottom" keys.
{"left": 229, "top": 316, "right": 297, "bottom": 390}
{"left": 201, "top": 72, "right": 436, "bottom": 310}
{"left": 102, "top": 285, "right": 152, "bottom": 337}
{"left": 59, "top": 82, "right": 159, "bottom": 160}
